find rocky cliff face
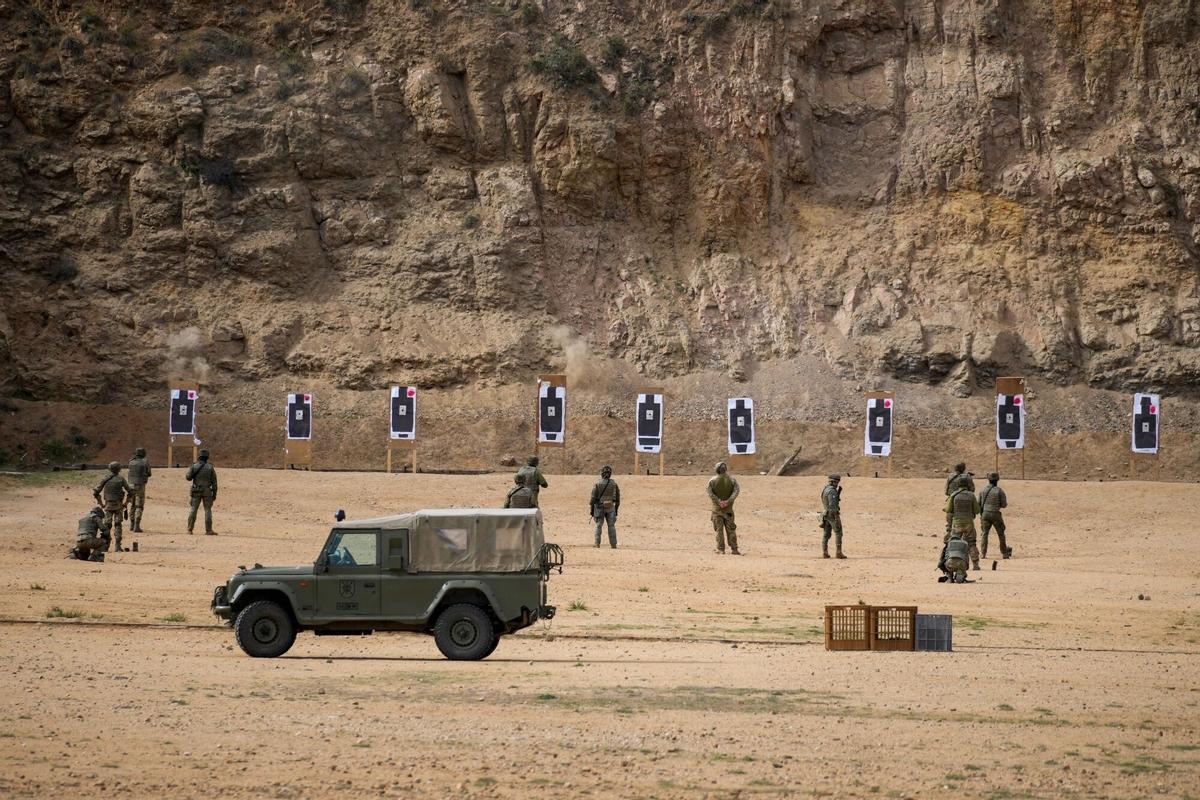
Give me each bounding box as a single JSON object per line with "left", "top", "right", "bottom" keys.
{"left": 2, "top": 0, "right": 1199, "bottom": 407}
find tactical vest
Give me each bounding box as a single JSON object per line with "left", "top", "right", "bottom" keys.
{"left": 190, "top": 462, "right": 216, "bottom": 495}
{"left": 822, "top": 485, "right": 840, "bottom": 514}
{"left": 517, "top": 467, "right": 541, "bottom": 494}
{"left": 507, "top": 487, "right": 534, "bottom": 508}
{"left": 96, "top": 475, "right": 127, "bottom": 507}
{"left": 950, "top": 489, "right": 976, "bottom": 522}
{"left": 127, "top": 457, "right": 150, "bottom": 486}
{"left": 945, "top": 537, "right": 969, "bottom": 563}
{"left": 710, "top": 474, "right": 736, "bottom": 502}
{"left": 594, "top": 479, "right": 617, "bottom": 509}
{"left": 77, "top": 515, "right": 102, "bottom": 543}
{"left": 980, "top": 485, "right": 1004, "bottom": 518}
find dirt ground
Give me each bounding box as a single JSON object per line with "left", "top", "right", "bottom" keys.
{"left": 1, "top": 469, "right": 1198, "bottom": 799}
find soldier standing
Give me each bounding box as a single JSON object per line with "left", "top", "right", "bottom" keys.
{"left": 978, "top": 472, "right": 1012, "bottom": 559}
{"left": 516, "top": 456, "right": 548, "bottom": 507}
{"left": 707, "top": 462, "right": 741, "bottom": 555}
{"left": 504, "top": 474, "right": 535, "bottom": 509}
{"left": 70, "top": 506, "right": 108, "bottom": 561}
{"left": 93, "top": 461, "right": 131, "bottom": 552}
{"left": 186, "top": 449, "right": 218, "bottom": 535}
{"left": 943, "top": 474, "right": 981, "bottom": 570}
{"left": 820, "top": 474, "right": 846, "bottom": 559}
{"left": 945, "top": 462, "right": 974, "bottom": 533}
{"left": 127, "top": 447, "right": 152, "bottom": 533}
{"left": 589, "top": 465, "right": 620, "bottom": 549}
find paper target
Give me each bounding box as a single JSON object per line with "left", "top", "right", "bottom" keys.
{"left": 287, "top": 393, "right": 313, "bottom": 440}
{"left": 727, "top": 397, "right": 755, "bottom": 455}
{"left": 390, "top": 386, "right": 416, "bottom": 441}
{"left": 995, "top": 393, "right": 1025, "bottom": 450}
{"left": 169, "top": 388, "right": 197, "bottom": 435}
{"left": 1131, "top": 393, "right": 1160, "bottom": 454}
{"left": 538, "top": 382, "right": 566, "bottom": 444}
{"left": 636, "top": 393, "right": 663, "bottom": 453}
{"left": 864, "top": 396, "right": 893, "bottom": 457}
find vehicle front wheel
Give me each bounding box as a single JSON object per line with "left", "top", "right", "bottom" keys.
{"left": 234, "top": 600, "right": 297, "bottom": 658}
{"left": 434, "top": 603, "right": 497, "bottom": 661}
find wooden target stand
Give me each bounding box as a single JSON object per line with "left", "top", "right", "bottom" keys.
{"left": 633, "top": 387, "right": 666, "bottom": 476}
{"left": 726, "top": 453, "right": 759, "bottom": 475}
{"left": 857, "top": 390, "right": 895, "bottom": 478}
{"left": 166, "top": 380, "right": 200, "bottom": 467}
{"left": 1129, "top": 452, "right": 1162, "bottom": 481}
{"left": 386, "top": 439, "right": 417, "bottom": 474}
{"left": 534, "top": 374, "right": 567, "bottom": 469}
{"left": 995, "top": 376, "right": 1026, "bottom": 479}
{"left": 284, "top": 438, "right": 313, "bottom": 470}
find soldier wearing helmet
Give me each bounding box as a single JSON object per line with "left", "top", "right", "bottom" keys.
{"left": 504, "top": 473, "right": 535, "bottom": 509}
{"left": 943, "top": 473, "right": 981, "bottom": 570}
{"left": 185, "top": 449, "right": 218, "bottom": 535}
{"left": 516, "top": 455, "right": 548, "bottom": 508}
{"left": 70, "top": 506, "right": 108, "bottom": 561}
{"left": 706, "top": 462, "right": 741, "bottom": 555}
{"left": 589, "top": 465, "right": 621, "bottom": 548}
{"left": 820, "top": 474, "right": 846, "bottom": 559}
{"left": 126, "top": 446, "right": 152, "bottom": 533}
{"left": 978, "top": 472, "right": 1012, "bottom": 559}
{"left": 944, "top": 462, "right": 974, "bottom": 534}
{"left": 92, "top": 461, "right": 131, "bottom": 552}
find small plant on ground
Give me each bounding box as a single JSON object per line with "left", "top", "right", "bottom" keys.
{"left": 567, "top": 599, "right": 588, "bottom": 611}
{"left": 161, "top": 613, "right": 187, "bottom": 623}
{"left": 46, "top": 606, "right": 84, "bottom": 619}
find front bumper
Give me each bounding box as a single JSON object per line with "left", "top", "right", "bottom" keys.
{"left": 211, "top": 585, "right": 232, "bottom": 619}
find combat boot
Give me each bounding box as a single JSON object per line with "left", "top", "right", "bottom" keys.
{"left": 1003, "top": 547, "right": 1012, "bottom": 558}
{"left": 836, "top": 549, "right": 847, "bottom": 559}
{"left": 730, "top": 549, "right": 742, "bottom": 555}
{"left": 971, "top": 560, "right": 981, "bottom": 570}
{"left": 822, "top": 544, "right": 830, "bottom": 558}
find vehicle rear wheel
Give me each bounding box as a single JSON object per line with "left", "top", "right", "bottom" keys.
{"left": 433, "top": 603, "right": 496, "bottom": 661}
{"left": 234, "top": 600, "right": 297, "bottom": 658}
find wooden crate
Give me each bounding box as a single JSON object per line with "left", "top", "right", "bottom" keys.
{"left": 869, "top": 606, "right": 917, "bottom": 651}
{"left": 824, "top": 605, "right": 870, "bottom": 651}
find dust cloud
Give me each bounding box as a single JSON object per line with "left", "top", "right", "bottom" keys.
{"left": 165, "top": 327, "right": 211, "bottom": 384}
{"left": 549, "top": 325, "right": 636, "bottom": 395}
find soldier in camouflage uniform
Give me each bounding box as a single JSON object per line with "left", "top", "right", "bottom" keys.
{"left": 589, "top": 465, "right": 620, "bottom": 549}
{"left": 126, "top": 447, "right": 152, "bottom": 533}
{"left": 70, "top": 506, "right": 108, "bottom": 561}
{"left": 938, "top": 533, "right": 969, "bottom": 583}
{"left": 516, "top": 456, "right": 548, "bottom": 508}
{"left": 504, "top": 474, "right": 535, "bottom": 509}
{"left": 820, "top": 474, "right": 846, "bottom": 559}
{"left": 707, "top": 462, "right": 741, "bottom": 555}
{"left": 185, "top": 449, "right": 218, "bottom": 535}
{"left": 943, "top": 473, "right": 981, "bottom": 570}
{"left": 92, "top": 461, "right": 131, "bottom": 552}
{"left": 945, "top": 462, "right": 974, "bottom": 533}
{"left": 978, "top": 472, "right": 1012, "bottom": 559}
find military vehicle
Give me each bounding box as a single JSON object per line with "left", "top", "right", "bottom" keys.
{"left": 211, "top": 509, "right": 563, "bottom": 660}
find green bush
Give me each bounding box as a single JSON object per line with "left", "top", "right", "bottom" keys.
{"left": 531, "top": 39, "right": 597, "bottom": 88}
{"left": 601, "top": 35, "right": 626, "bottom": 69}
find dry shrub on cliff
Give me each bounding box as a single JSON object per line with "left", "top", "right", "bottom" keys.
{"left": 531, "top": 38, "right": 597, "bottom": 89}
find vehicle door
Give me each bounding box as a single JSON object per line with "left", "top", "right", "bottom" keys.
{"left": 379, "top": 529, "right": 431, "bottom": 621}
{"left": 316, "top": 529, "right": 381, "bottom": 618}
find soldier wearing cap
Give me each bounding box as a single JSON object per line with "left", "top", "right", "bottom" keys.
{"left": 589, "top": 465, "right": 620, "bottom": 548}
{"left": 93, "top": 461, "right": 131, "bottom": 552}
{"left": 978, "top": 472, "right": 1011, "bottom": 559}
{"left": 707, "top": 462, "right": 741, "bottom": 555}
{"left": 185, "top": 449, "right": 218, "bottom": 535}
{"left": 127, "top": 446, "right": 152, "bottom": 533}
{"left": 820, "top": 474, "right": 846, "bottom": 559}
{"left": 504, "top": 473, "right": 535, "bottom": 509}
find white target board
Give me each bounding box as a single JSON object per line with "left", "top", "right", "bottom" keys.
{"left": 538, "top": 381, "right": 566, "bottom": 444}
{"left": 864, "top": 396, "right": 893, "bottom": 457}
{"left": 1131, "top": 393, "right": 1160, "bottom": 454}
{"left": 635, "top": 393, "right": 663, "bottom": 453}
{"left": 287, "top": 393, "right": 313, "bottom": 440}
{"left": 995, "top": 392, "right": 1025, "bottom": 450}
{"left": 390, "top": 386, "right": 417, "bottom": 441}
{"left": 169, "top": 388, "right": 197, "bottom": 435}
{"left": 727, "top": 397, "right": 755, "bottom": 455}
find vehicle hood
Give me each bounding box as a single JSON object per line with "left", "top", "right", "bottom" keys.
{"left": 232, "top": 565, "right": 313, "bottom": 579}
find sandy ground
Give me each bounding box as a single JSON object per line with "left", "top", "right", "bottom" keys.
{"left": 1, "top": 468, "right": 1198, "bottom": 799}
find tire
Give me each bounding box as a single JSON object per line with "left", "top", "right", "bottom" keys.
{"left": 480, "top": 635, "right": 501, "bottom": 660}
{"left": 433, "top": 603, "right": 497, "bottom": 661}
{"left": 234, "top": 600, "right": 297, "bottom": 658}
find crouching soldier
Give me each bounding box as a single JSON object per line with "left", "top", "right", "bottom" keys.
{"left": 504, "top": 474, "right": 535, "bottom": 509}
{"left": 938, "top": 533, "right": 970, "bottom": 583}
{"left": 70, "top": 506, "right": 108, "bottom": 562}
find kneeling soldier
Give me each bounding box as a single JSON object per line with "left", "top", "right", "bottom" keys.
{"left": 504, "top": 474, "right": 535, "bottom": 509}
{"left": 938, "top": 532, "right": 970, "bottom": 583}
{"left": 71, "top": 506, "right": 108, "bottom": 561}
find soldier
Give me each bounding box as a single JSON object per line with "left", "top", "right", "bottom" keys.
{"left": 943, "top": 474, "right": 981, "bottom": 570}
{"left": 707, "top": 462, "right": 741, "bottom": 555}
{"left": 589, "top": 465, "right": 620, "bottom": 549}
{"left": 938, "top": 532, "right": 970, "bottom": 583}
{"left": 185, "top": 449, "right": 218, "bottom": 535}
{"left": 979, "top": 472, "right": 1012, "bottom": 559}
{"left": 820, "top": 474, "right": 846, "bottom": 559}
{"left": 504, "top": 474, "right": 535, "bottom": 509}
{"left": 945, "top": 462, "right": 974, "bottom": 533}
{"left": 516, "top": 456, "right": 548, "bottom": 507}
{"left": 70, "top": 506, "right": 108, "bottom": 561}
{"left": 126, "top": 446, "right": 152, "bottom": 533}
{"left": 92, "top": 461, "right": 131, "bottom": 552}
